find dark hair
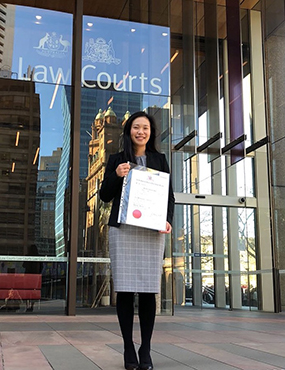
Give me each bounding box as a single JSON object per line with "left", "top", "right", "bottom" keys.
{"left": 122, "top": 111, "right": 158, "bottom": 163}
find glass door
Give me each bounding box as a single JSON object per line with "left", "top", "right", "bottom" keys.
{"left": 173, "top": 204, "right": 259, "bottom": 311}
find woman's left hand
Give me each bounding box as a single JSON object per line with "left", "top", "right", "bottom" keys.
{"left": 159, "top": 221, "right": 172, "bottom": 234}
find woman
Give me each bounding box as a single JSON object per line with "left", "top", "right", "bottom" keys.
{"left": 100, "top": 111, "right": 175, "bottom": 370}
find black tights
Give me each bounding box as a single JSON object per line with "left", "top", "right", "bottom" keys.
{"left": 116, "top": 292, "right": 156, "bottom": 365}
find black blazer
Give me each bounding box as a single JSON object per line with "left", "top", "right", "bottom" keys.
{"left": 99, "top": 151, "right": 175, "bottom": 228}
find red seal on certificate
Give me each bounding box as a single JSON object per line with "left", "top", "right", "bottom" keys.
{"left": 132, "top": 209, "right": 142, "bottom": 219}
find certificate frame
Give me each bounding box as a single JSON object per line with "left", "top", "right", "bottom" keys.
{"left": 117, "top": 163, "right": 170, "bottom": 231}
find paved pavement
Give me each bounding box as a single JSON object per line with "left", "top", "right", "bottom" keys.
{"left": 1, "top": 306, "right": 285, "bottom": 370}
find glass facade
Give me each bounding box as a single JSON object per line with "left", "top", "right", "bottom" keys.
{"left": 0, "top": 0, "right": 284, "bottom": 315}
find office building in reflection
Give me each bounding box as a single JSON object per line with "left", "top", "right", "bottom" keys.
{"left": 55, "top": 87, "right": 71, "bottom": 257}
{"left": 0, "top": 78, "right": 40, "bottom": 255}
{"left": 85, "top": 107, "right": 128, "bottom": 259}
{"left": 0, "top": 3, "right": 14, "bottom": 73}
{"left": 36, "top": 148, "right": 62, "bottom": 256}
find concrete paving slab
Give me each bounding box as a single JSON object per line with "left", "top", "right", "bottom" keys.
{"left": 40, "top": 345, "right": 101, "bottom": 370}
{"left": 152, "top": 322, "right": 197, "bottom": 331}
{"left": 76, "top": 343, "right": 124, "bottom": 369}
{"left": 211, "top": 342, "right": 285, "bottom": 369}
{"left": 180, "top": 321, "right": 245, "bottom": 331}
{"left": 57, "top": 329, "right": 121, "bottom": 345}
{"left": 0, "top": 322, "right": 52, "bottom": 332}
{"left": 177, "top": 342, "right": 281, "bottom": 370}
{"left": 152, "top": 343, "right": 239, "bottom": 370}
{"left": 241, "top": 341, "right": 285, "bottom": 357}
{"left": 1, "top": 331, "right": 67, "bottom": 346}
{"left": 47, "top": 322, "right": 104, "bottom": 331}
{"left": 2, "top": 345, "right": 52, "bottom": 370}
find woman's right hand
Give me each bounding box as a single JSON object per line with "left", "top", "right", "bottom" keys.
{"left": 116, "top": 162, "right": 130, "bottom": 177}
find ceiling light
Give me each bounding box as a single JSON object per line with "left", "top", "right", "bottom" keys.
{"left": 36, "top": 15, "right": 42, "bottom": 20}
{"left": 15, "top": 131, "right": 20, "bottom": 146}
{"left": 171, "top": 50, "right": 179, "bottom": 63}
{"left": 131, "top": 28, "right": 136, "bottom": 33}
{"left": 162, "top": 32, "right": 168, "bottom": 36}
{"left": 87, "top": 22, "right": 93, "bottom": 27}
{"left": 33, "top": 147, "right": 40, "bottom": 165}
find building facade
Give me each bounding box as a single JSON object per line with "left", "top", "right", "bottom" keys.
{"left": 0, "top": 0, "right": 284, "bottom": 315}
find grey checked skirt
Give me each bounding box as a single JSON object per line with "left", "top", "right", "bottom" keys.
{"left": 109, "top": 224, "right": 165, "bottom": 293}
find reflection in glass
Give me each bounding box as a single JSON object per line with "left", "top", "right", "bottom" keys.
{"left": 0, "top": 4, "right": 72, "bottom": 314}
{"left": 0, "top": 78, "right": 40, "bottom": 255}
{"left": 82, "top": 16, "right": 170, "bottom": 97}
{"left": 78, "top": 92, "right": 171, "bottom": 309}
{"left": 3, "top": 5, "right": 73, "bottom": 85}
{"left": 0, "top": 260, "right": 66, "bottom": 313}
{"left": 75, "top": 14, "right": 171, "bottom": 311}
{"left": 0, "top": 4, "right": 73, "bottom": 258}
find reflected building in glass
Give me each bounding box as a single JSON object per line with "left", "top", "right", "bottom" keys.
{"left": 85, "top": 107, "right": 128, "bottom": 258}
{"left": 0, "top": 78, "right": 40, "bottom": 255}
{"left": 36, "top": 147, "right": 62, "bottom": 256}
{"left": 55, "top": 87, "right": 71, "bottom": 257}
{"left": 0, "top": 3, "right": 14, "bottom": 74}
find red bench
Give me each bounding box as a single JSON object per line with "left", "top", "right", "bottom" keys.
{"left": 0, "top": 273, "right": 42, "bottom": 301}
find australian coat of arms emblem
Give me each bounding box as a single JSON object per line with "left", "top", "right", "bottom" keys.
{"left": 34, "top": 32, "right": 71, "bottom": 58}
{"left": 83, "top": 37, "right": 121, "bottom": 65}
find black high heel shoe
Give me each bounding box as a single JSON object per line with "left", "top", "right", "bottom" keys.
{"left": 124, "top": 349, "right": 139, "bottom": 370}
{"left": 125, "top": 365, "right": 139, "bottom": 370}
{"left": 138, "top": 348, "right": 153, "bottom": 370}
{"left": 139, "top": 366, "right": 153, "bottom": 370}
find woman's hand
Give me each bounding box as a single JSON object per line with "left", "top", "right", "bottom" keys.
{"left": 159, "top": 221, "right": 172, "bottom": 234}
{"left": 116, "top": 162, "right": 130, "bottom": 177}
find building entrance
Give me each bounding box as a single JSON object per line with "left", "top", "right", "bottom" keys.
{"left": 172, "top": 195, "right": 262, "bottom": 311}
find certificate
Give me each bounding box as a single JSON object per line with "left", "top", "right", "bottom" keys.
{"left": 117, "top": 163, "right": 170, "bottom": 231}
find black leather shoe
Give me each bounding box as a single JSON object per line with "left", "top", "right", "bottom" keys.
{"left": 125, "top": 366, "right": 139, "bottom": 370}
{"left": 139, "top": 365, "right": 153, "bottom": 370}
{"left": 124, "top": 348, "right": 139, "bottom": 370}
{"left": 138, "top": 347, "right": 153, "bottom": 370}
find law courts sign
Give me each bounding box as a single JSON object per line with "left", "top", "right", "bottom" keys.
{"left": 11, "top": 6, "right": 170, "bottom": 97}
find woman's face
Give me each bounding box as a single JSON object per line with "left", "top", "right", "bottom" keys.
{"left": 130, "top": 116, "right": 151, "bottom": 151}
